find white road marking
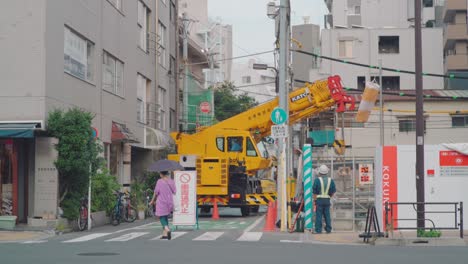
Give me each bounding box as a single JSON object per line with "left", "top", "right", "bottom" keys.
{"left": 193, "top": 232, "right": 224, "bottom": 241}
{"left": 63, "top": 233, "right": 111, "bottom": 243}
{"left": 236, "top": 232, "right": 263, "bottom": 242}
{"left": 105, "top": 232, "right": 149, "bottom": 242}
{"left": 227, "top": 221, "right": 236, "bottom": 225}
{"left": 280, "top": 240, "right": 303, "bottom": 243}
{"left": 244, "top": 215, "right": 265, "bottom": 233}
{"left": 22, "top": 240, "right": 47, "bottom": 244}
{"left": 114, "top": 222, "right": 155, "bottom": 233}
{"left": 240, "top": 221, "right": 246, "bottom": 225}
{"left": 150, "top": 231, "right": 187, "bottom": 241}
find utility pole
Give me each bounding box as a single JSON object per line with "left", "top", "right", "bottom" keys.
{"left": 278, "top": 0, "right": 290, "bottom": 232}
{"left": 414, "top": 0, "right": 425, "bottom": 230}
{"left": 379, "top": 59, "right": 384, "bottom": 146}
{"left": 182, "top": 12, "right": 190, "bottom": 132}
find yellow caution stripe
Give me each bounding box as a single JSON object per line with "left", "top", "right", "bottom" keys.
{"left": 245, "top": 193, "right": 277, "bottom": 205}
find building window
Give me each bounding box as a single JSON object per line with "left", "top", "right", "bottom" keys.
{"left": 138, "top": 1, "right": 149, "bottom": 52}
{"left": 242, "top": 76, "right": 251, "bottom": 84}
{"left": 64, "top": 27, "right": 94, "bottom": 82}
{"left": 170, "top": 1, "right": 176, "bottom": 24}
{"left": 354, "top": 6, "right": 361, "bottom": 15}
{"left": 158, "top": 87, "right": 167, "bottom": 130}
{"left": 137, "top": 74, "right": 148, "bottom": 124}
{"left": 102, "top": 51, "right": 124, "bottom": 97}
{"left": 379, "top": 36, "right": 399, "bottom": 54}
{"left": 357, "top": 76, "right": 365, "bottom": 90}
{"left": 158, "top": 22, "right": 167, "bottom": 68}
{"left": 170, "top": 108, "right": 176, "bottom": 130}
{"left": 452, "top": 115, "right": 468, "bottom": 127}
{"left": 423, "top": 0, "right": 433, "bottom": 7}
{"left": 339, "top": 40, "right": 353, "bottom": 58}
{"left": 370, "top": 76, "right": 400, "bottom": 90}
{"left": 169, "top": 56, "right": 176, "bottom": 75}
{"left": 107, "top": 0, "right": 122, "bottom": 11}
{"left": 398, "top": 117, "right": 426, "bottom": 132}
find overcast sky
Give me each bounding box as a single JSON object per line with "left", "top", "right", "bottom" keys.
{"left": 208, "top": 0, "right": 327, "bottom": 64}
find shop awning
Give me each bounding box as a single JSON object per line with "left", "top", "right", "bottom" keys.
{"left": 0, "top": 123, "right": 38, "bottom": 138}
{"left": 145, "top": 127, "right": 175, "bottom": 150}
{"left": 111, "top": 122, "right": 139, "bottom": 143}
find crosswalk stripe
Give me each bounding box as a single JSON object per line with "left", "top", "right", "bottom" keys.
{"left": 63, "top": 233, "right": 111, "bottom": 243}
{"left": 22, "top": 240, "right": 48, "bottom": 244}
{"left": 236, "top": 232, "right": 263, "bottom": 242}
{"left": 105, "top": 232, "right": 149, "bottom": 242}
{"left": 193, "top": 232, "right": 224, "bottom": 241}
{"left": 150, "top": 231, "right": 187, "bottom": 241}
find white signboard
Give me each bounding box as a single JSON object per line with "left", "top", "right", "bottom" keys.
{"left": 359, "top": 163, "right": 373, "bottom": 185}
{"left": 271, "top": 125, "right": 288, "bottom": 138}
{"left": 173, "top": 171, "right": 197, "bottom": 226}
{"left": 34, "top": 138, "right": 59, "bottom": 219}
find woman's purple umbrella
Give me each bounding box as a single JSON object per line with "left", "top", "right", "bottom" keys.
{"left": 148, "top": 159, "right": 184, "bottom": 172}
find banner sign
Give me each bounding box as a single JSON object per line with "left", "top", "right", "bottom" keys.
{"left": 359, "top": 164, "right": 374, "bottom": 185}
{"left": 439, "top": 150, "right": 468, "bottom": 177}
{"left": 382, "top": 146, "right": 398, "bottom": 230}
{"left": 173, "top": 171, "right": 197, "bottom": 226}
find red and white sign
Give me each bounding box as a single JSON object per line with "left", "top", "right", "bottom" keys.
{"left": 173, "top": 171, "right": 197, "bottom": 226}
{"left": 439, "top": 151, "right": 468, "bottom": 166}
{"left": 382, "top": 146, "right": 398, "bottom": 230}
{"left": 359, "top": 164, "right": 373, "bottom": 185}
{"left": 199, "top": 102, "right": 211, "bottom": 113}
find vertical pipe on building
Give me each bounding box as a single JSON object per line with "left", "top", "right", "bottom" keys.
{"left": 182, "top": 12, "right": 189, "bottom": 132}
{"left": 379, "top": 59, "right": 384, "bottom": 146}
{"left": 415, "top": 0, "right": 426, "bottom": 230}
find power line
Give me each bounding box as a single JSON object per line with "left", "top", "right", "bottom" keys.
{"left": 187, "top": 50, "right": 275, "bottom": 66}
{"left": 293, "top": 49, "right": 468, "bottom": 80}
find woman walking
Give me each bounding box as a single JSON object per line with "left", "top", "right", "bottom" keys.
{"left": 149, "top": 171, "right": 176, "bottom": 240}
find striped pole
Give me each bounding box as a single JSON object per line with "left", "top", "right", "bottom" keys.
{"left": 302, "top": 144, "right": 313, "bottom": 230}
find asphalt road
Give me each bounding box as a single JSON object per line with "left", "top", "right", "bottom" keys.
{"left": 1, "top": 207, "right": 467, "bottom": 264}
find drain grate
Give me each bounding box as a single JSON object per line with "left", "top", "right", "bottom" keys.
{"left": 77, "top": 252, "right": 120, "bottom": 256}
{"left": 412, "top": 240, "right": 429, "bottom": 244}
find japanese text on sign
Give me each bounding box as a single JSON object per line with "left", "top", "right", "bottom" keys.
{"left": 173, "top": 171, "right": 197, "bottom": 226}
{"left": 271, "top": 125, "right": 288, "bottom": 138}
{"left": 359, "top": 164, "right": 373, "bottom": 185}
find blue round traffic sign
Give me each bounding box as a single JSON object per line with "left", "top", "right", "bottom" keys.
{"left": 271, "top": 107, "right": 287, "bottom": 125}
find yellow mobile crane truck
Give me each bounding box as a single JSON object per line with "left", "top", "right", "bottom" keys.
{"left": 168, "top": 75, "right": 355, "bottom": 216}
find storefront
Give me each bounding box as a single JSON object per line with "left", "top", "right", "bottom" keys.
{"left": 0, "top": 122, "right": 40, "bottom": 223}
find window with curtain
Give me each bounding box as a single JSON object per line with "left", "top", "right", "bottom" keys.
{"left": 102, "top": 51, "right": 124, "bottom": 97}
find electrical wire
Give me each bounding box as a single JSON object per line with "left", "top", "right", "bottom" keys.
{"left": 187, "top": 50, "right": 275, "bottom": 65}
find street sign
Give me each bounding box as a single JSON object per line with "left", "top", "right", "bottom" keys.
{"left": 359, "top": 164, "right": 374, "bottom": 185}
{"left": 271, "top": 125, "right": 288, "bottom": 138}
{"left": 173, "top": 171, "right": 198, "bottom": 227}
{"left": 199, "top": 102, "right": 211, "bottom": 113}
{"left": 271, "top": 107, "right": 287, "bottom": 125}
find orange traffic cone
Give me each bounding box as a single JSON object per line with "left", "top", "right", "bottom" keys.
{"left": 212, "top": 198, "right": 220, "bottom": 220}
{"left": 263, "top": 201, "right": 275, "bottom": 232}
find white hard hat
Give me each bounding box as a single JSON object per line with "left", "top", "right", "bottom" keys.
{"left": 318, "top": 164, "right": 329, "bottom": 175}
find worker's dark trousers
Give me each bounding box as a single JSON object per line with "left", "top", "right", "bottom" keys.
{"left": 315, "top": 204, "right": 332, "bottom": 233}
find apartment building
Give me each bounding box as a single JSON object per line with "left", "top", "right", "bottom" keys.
{"left": 0, "top": 0, "right": 170, "bottom": 225}
{"left": 443, "top": 0, "right": 468, "bottom": 89}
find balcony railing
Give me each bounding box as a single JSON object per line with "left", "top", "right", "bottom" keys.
{"left": 443, "top": 0, "right": 467, "bottom": 22}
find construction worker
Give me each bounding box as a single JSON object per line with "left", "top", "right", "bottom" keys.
{"left": 312, "top": 164, "right": 336, "bottom": 234}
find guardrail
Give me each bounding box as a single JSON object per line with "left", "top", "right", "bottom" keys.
{"left": 385, "top": 202, "right": 463, "bottom": 239}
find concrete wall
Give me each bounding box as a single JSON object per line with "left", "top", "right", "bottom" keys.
{"left": 342, "top": 101, "right": 468, "bottom": 157}
{"left": 0, "top": 0, "right": 47, "bottom": 121}
{"left": 311, "top": 28, "right": 444, "bottom": 91}
{"left": 292, "top": 24, "right": 320, "bottom": 85}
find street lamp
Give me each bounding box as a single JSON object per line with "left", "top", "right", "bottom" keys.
{"left": 252, "top": 63, "right": 279, "bottom": 93}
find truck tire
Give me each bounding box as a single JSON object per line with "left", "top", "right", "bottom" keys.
{"left": 241, "top": 206, "right": 250, "bottom": 217}
{"left": 251, "top": 205, "right": 259, "bottom": 213}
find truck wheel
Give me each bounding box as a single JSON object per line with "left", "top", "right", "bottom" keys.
{"left": 200, "top": 207, "right": 211, "bottom": 214}
{"left": 241, "top": 206, "right": 250, "bottom": 217}
{"left": 251, "top": 205, "right": 259, "bottom": 213}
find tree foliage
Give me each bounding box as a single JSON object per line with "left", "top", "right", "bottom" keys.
{"left": 213, "top": 81, "right": 258, "bottom": 121}
{"left": 47, "top": 108, "right": 102, "bottom": 219}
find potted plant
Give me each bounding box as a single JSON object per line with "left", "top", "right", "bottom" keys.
{"left": 137, "top": 203, "right": 146, "bottom": 220}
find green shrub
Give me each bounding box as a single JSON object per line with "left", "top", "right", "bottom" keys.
{"left": 417, "top": 229, "right": 442, "bottom": 238}
{"left": 91, "top": 167, "right": 120, "bottom": 215}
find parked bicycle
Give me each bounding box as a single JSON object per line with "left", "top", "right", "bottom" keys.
{"left": 111, "top": 190, "right": 137, "bottom": 226}
{"left": 77, "top": 196, "right": 89, "bottom": 231}
{"left": 145, "top": 189, "right": 155, "bottom": 218}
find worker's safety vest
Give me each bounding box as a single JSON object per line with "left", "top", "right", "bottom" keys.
{"left": 317, "top": 177, "right": 331, "bottom": 198}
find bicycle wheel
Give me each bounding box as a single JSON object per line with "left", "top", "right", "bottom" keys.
{"left": 124, "top": 205, "right": 137, "bottom": 222}
{"left": 111, "top": 206, "right": 120, "bottom": 226}
{"left": 77, "top": 206, "right": 88, "bottom": 231}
